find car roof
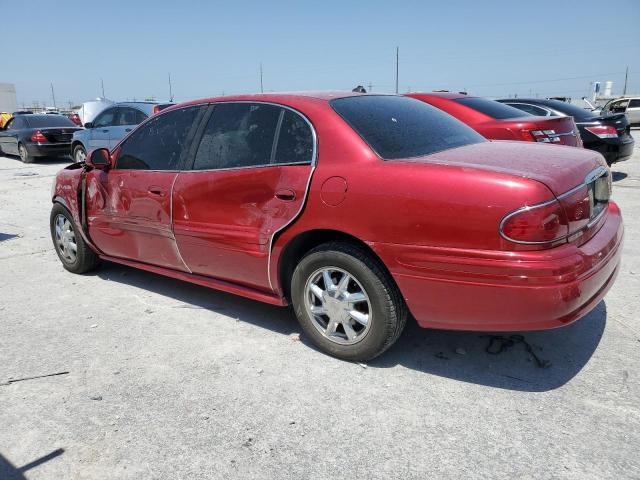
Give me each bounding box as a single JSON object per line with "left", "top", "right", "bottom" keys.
{"left": 173, "top": 91, "right": 372, "bottom": 109}
{"left": 408, "top": 92, "right": 470, "bottom": 100}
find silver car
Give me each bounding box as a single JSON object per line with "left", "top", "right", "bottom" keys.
{"left": 70, "top": 102, "right": 159, "bottom": 162}
{"left": 601, "top": 97, "right": 640, "bottom": 126}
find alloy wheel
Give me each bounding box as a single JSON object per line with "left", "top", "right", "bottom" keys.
{"left": 54, "top": 214, "right": 77, "bottom": 263}
{"left": 304, "top": 266, "right": 372, "bottom": 345}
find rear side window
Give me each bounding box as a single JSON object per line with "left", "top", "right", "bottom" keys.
{"left": 455, "top": 97, "right": 529, "bottom": 119}
{"left": 193, "top": 103, "right": 281, "bottom": 170}
{"left": 331, "top": 95, "right": 484, "bottom": 160}
{"left": 274, "top": 110, "right": 314, "bottom": 164}
{"left": 116, "top": 106, "right": 204, "bottom": 170}
{"left": 509, "top": 103, "right": 550, "bottom": 116}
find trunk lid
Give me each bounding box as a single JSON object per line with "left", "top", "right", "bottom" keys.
{"left": 410, "top": 140, "right": 605, "bottom": 197}
{"left": 39, "top": 127, "right": 79, "bottom": 143}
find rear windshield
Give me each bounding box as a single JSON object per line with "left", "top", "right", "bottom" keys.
{"left": 330, "top": 96, "right": 484, "bottom": 160}
{"left": 25, "top": 115, "right": 75, "bottom": 128}
{"left": 455, "top": 97, "right": 530, "bottom": 119}
{"left": 539, "top": 99, "right": 594, "bottom": 121}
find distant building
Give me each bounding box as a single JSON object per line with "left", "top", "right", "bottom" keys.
{"left": 0, "top": 83, "right": 18, "bottom": 113}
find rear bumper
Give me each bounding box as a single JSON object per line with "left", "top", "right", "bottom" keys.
{"left": 370, "top": 202, "right": 623, "bottom": 331}
{"left": 586, "top": 135, "right": 634, "bottom": 164}
{"left": 26, "top": 142, "right": 72, "bottom": 157}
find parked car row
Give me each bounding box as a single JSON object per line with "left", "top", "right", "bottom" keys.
{"left": 49, "top": 92, "right": 623, "bottom": 361}
{"left": 496, "top": 98, "right": 635, "bottom": 165}
{"left": 0, "top": 101, "right": 173, "bottom": 163}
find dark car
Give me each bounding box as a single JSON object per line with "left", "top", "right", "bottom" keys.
{"left": 0, "top": 114, "right": 81, "bottom": 163}
{"left": 497, "top": 98, "right": 634, "bottom": 165}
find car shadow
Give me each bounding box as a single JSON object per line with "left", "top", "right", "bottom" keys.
{"left": 95, "top": 262, "right": 299, "bottom": 337}
{"left": 371, "top": 302, "right": 606, "bottom": 392}
{"left": 611, "top": 171, "right": 628, "bottom": 182}
{"left": 94, "top": 262, "right": 605, "bottom": 392}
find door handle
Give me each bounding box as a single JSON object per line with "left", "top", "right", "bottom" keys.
{"left": 102, "top": 129, "right": 109, "bottom": 133}
{"left": 275, "top": 189, "right": 296, "bottom": 201}
{"left": 148, "top": 188, "right": 165, "bottom": 196}
{"left": 125, "top": 128, "right": 132, "bottom": 132}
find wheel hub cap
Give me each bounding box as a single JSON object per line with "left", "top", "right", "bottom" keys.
{"left": 54, "top": 214, "right": 77, "bottom": 263}
{"left": 304, "top": 267, "right": 372, "bottom": 345}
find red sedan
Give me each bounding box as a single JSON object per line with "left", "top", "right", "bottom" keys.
{"left": 406, "top": 92, "right": 582, "bottom": 146}
{"left": 50, "top": 93, "right": 622, "bottom": 361}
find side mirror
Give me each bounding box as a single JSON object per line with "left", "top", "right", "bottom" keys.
{"left": 84, "top": 121, "right": 94, "bottom": 129}
{"left": 86, "top": 148, "right": 112, "bottom": 170}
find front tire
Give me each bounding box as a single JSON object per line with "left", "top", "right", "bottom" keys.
{"left": 18, "top": 143, "right": 34, "bottom": 163}
{"left": 50, "top": 203, "right": 101, "bottom": 274}
{"left": 291, "top": 242, "right": 407, "bottom": 361}
{"left": 73, "top": 144, "right": 86, "bottom": 163}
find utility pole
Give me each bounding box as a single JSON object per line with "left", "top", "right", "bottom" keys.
{"left": 623, "top": 66, "right": 629, "bottom": 96}
{"left": 168, "top": 72, "right": 174, "bottom": 101}
{"left": 50, "top": 83, "right": 57, "bottom": 109}
{"left": 260, "top": 63, "right": 264, "bottom": 93}
{"left": 395, "top": 46, "right": 399, "bottom": 94}
{"left": 100, "top": 78, "right": 105, "bottom": 98}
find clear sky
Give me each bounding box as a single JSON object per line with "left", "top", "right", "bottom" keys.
{"left": 3, "top": 0, "right": 640, "bottom": 107}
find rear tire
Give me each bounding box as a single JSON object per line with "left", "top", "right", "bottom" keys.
{"left": 18, "top": 143, "right": 34, "bottom": 163}
{"left": 291, "top": 242, "right": 407, "bottom": 361}
{"left": 50, "top": 203, "right": 101, "bottom": 274}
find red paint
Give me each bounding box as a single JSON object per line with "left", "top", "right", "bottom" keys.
{"left": 52, "top": 92, "right": 623, "bottom": 333}
{"left": 406, "top": 92, "right": 582, "bottom": 147}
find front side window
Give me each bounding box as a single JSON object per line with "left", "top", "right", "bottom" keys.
{"left": 193, "top": 103, "right": 281, "bottom": 170}
{"left": 116, "top": 106, "right": 204, "bottom": 170}
{"left": 629, "top": 99, "right": 640, "bottom": 108}
{"left": 115, "top": 107, "right": 147, "bottom": 126}
{"left": 93, "top": 109, "right": 116, "bottom": 128}
{"left": 331, "top": 95, "right": 484, "bottom": 160}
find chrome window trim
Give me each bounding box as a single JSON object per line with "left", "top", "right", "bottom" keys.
{"left": 192, "top": 100, "right": 317, "bottom": 170}
{"left": 499, "top": 166, "right": 609, "bottom": 245}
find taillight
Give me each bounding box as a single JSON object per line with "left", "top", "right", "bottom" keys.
{"left": 584, "top": 125, "right": 617, "bottom": 138}
{"left": 558, "top": 185, "right": 590, "bottom": 234}
{"left": 30, "top": 130, "right": 48, "bottom": 142}
{"left": 522, "top": 129, "right": 561, "bottom": 143}
{"left": 153, "top": 105, "right": 160, "bottom": 114}
{"left": 500, "top": 199, "right": 568, "bottom": 244}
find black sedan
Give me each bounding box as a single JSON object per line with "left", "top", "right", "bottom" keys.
{"left": 497, "top": 98, "right": 634, "bottom": 165}
{"left": 0, "top": 114, "right": 81, "bottom": 163}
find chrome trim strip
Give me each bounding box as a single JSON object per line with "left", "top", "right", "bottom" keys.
{"left": 265, "top": 108, "right": 318, "bottom": 293}
{"left": 169, "top": 173, "right": 192, "bottom": 274}
{"left": 498, "top": 166, "right": 610, "bottom": 245}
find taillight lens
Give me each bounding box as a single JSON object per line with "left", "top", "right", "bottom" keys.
{"left": 558, "top": 185, "right": 590, "bottom": 233}
{"left": 522, "top": 129, "right": 561, "bottom": 143}
{"left": 153, "top": 105, "right": 160, "bottom": 114}
{"left": 30, "top": 130, "right": 48, "bottom": 142}
{"left": 585, "top": 125, "right": 617, "bottom": 138}
{"left": 500, "top": 200, "right": 568, "bottom": 244}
